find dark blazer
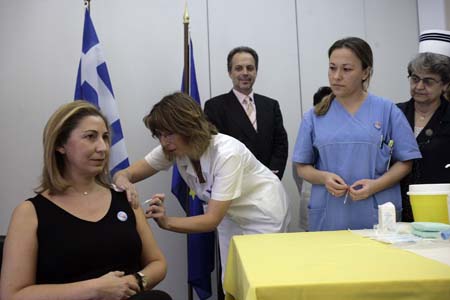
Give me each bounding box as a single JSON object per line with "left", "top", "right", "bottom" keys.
{"left": 397, "top": 96, "right": 450, "bottom": 221}
{"left": 204, "top": 90, "right": 288, "bottom": 179}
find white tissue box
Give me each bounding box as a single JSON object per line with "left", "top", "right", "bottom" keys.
{"left": 378, "top": 202, "right": 396, "bottom": 232}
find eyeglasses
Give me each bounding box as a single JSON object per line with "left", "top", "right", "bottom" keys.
{"left": 408, "top": 74, "right": 441, "bottom": 88}
{"left": 155, "top": 131, "right": 175, "bottom": 141}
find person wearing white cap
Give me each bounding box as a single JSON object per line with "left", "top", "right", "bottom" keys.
{"left": 397, "top": 29, "right": 450, "bottom": 221}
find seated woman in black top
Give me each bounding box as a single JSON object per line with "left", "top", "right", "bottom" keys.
{"left": 0, "top": 101, "right": 170, "bottom": 300}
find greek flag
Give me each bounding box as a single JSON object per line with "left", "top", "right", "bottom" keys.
{"left": 74, "top": 8, "right": 129, "bottom": 176}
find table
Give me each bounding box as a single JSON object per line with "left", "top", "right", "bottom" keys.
{"left": 223, "top": 231, "right": 450, "bottom": 300}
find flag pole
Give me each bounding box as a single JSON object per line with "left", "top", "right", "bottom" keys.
{"left": 183, "top": 4, "right": 190, "bottom": 96}
{"left": 183, "top": 5, "right": 194, "bottom": 300}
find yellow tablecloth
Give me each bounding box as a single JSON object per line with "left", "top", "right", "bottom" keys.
{"left": 223, "top": 231, "right": 450, "bottom": 300}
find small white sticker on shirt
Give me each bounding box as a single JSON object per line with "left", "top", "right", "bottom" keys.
{"left": 117, "top": 211, "right": 128, "bottom": 222}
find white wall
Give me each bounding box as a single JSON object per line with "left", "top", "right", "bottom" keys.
{"left": 447, "top": 0, "right": 450, "bottom": 29}
{"left": 418, "top": 0, "right": 447, "bottom": 31}
{"left": 0, "top": 1, "right": 420, "bottom": 299}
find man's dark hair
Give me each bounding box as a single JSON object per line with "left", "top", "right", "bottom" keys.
{"left": 227, "top": 46, "right": 259, "bottom": 72}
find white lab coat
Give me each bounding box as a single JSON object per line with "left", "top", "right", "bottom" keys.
{"left": 145, "top": 133, "right": 290, "bottom": 273}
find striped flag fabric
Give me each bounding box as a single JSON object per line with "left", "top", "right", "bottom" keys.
{"left": 74, "top": 8, "right": 129, "bottom": 176}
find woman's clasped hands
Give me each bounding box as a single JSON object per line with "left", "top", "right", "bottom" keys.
{"left": 324, "top": 172, "right": 376, "bottom": 201}
{"left": 94, "top": 271, "right": 140, "bottom": 300}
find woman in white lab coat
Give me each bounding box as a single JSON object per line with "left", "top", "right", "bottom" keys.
{"left": 114, "top": 92, "right": 289, "bottom": 274}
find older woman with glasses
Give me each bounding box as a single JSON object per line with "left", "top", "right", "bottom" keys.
{"left": 397, "top": 29, "right": 450, "bottom": 221}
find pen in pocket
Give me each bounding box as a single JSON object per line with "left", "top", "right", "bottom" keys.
{"left": 386, "top": 139, "right": 394, "bottom": 171}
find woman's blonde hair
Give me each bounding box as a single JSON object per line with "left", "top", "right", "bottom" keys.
{"left": 315, "top": 37, "right": 374, "bottom": 116}
{"left": 143, "top": 92, "right": 218, "bottom": 160}
{"left": 35, "top": 101, "right": 111, "bottom": 194}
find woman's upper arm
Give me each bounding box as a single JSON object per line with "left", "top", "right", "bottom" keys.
{"left": 133, "top": 206, "right": 166, "bottom": 267}
{"left": 128, "top": 159, "right": 159, "bottom": 183}
{"left": 1, "top": 201, "right": 38, "bottom": 297}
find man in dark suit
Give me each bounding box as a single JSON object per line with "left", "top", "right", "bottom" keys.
{"left": 204, "top": 46, "right": 288, "bottom": 179}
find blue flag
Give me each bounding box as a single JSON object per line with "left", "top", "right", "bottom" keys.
{"left": 171, "top": 39, "right": 215, "bottom": 300}
{"left": 74, "top": 8, "right": 129, "bottom": 176}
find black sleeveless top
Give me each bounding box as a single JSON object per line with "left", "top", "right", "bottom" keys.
{"left": 28, "top": 189, "right": 142, "bottom": 284}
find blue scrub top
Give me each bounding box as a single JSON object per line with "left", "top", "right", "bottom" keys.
{"left": 293, "top": 94, "right": 421, "bottom": 231}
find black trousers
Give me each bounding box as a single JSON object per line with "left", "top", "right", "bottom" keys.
{"left": 129, "top": 290, "right": 172, "bottom": 300}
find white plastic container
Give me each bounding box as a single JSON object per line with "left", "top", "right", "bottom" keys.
{"left": 378, "top": 202, "right": 396, "bottom": 232}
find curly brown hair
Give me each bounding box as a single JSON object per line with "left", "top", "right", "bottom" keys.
{"left": 143, "top": 92, "right": 218, "bottom": 160}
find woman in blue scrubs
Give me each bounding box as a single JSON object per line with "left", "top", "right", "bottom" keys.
{"left": 293, "top": 37, "right": 421, "bottom": 231}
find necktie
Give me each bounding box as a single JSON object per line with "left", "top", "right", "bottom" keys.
{"left": 243, "top": 96, "right": 257, "bottom": 130}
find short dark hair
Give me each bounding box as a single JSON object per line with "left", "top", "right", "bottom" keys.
{"left": 313, "top": 86, "right": 332, "bottom": 106}
{"left": 227, "top": 46, "right": 259, "bottom": 72}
